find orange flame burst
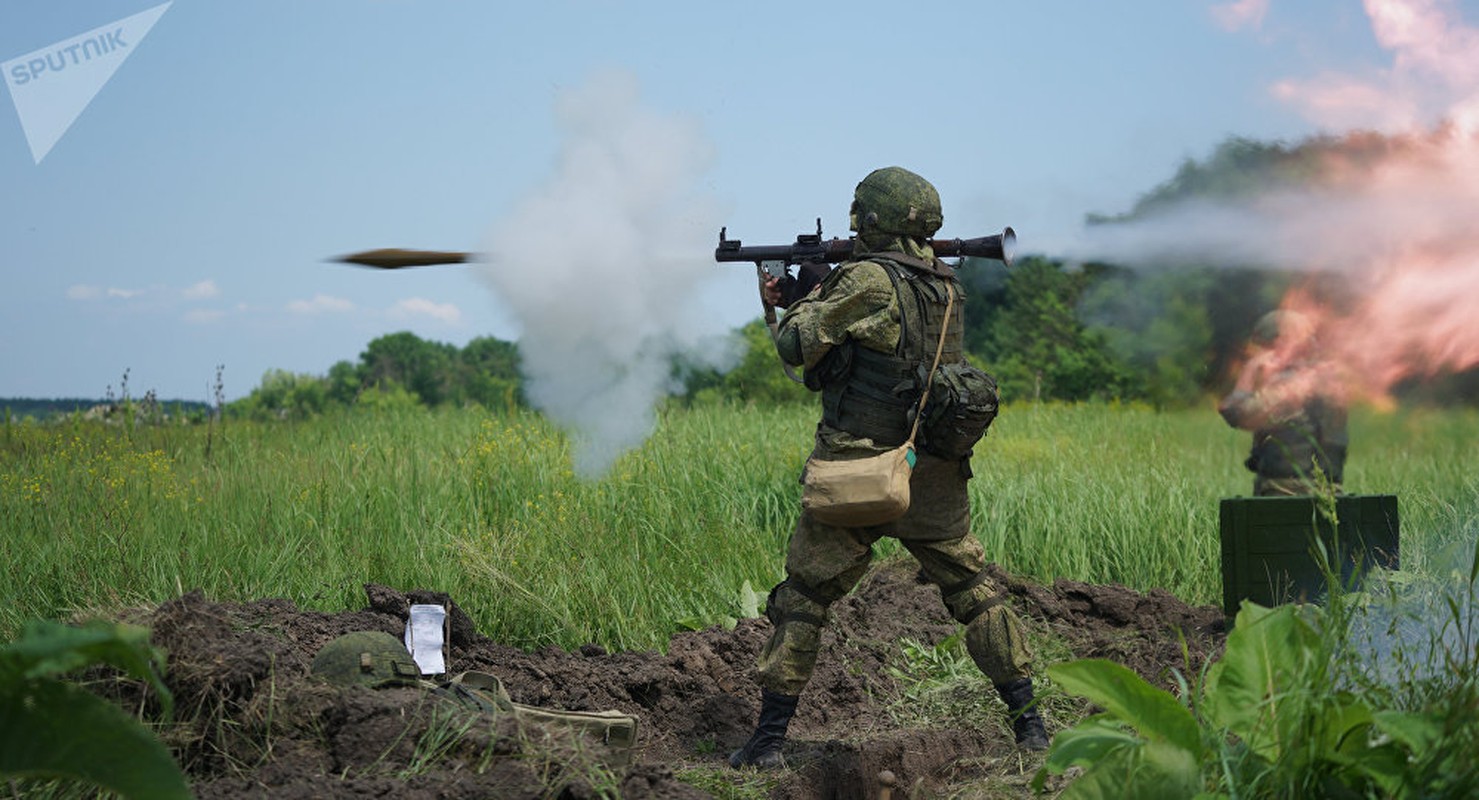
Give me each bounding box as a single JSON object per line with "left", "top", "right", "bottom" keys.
{"left": 1252, "top": 0, "right": 1479, "bottom": 408}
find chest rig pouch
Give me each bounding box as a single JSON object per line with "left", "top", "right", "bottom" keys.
{"left": 920, "top": 360, "right": 999, "bottom": 460}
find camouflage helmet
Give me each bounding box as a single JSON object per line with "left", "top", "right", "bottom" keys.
{"left": 311, "top": 631, "right": 423, "bottom": 688}
{"left": 849, "top": 166, "right": 943, "bottom": 238}
{"left": 1251, "top": 310, "right": 1315, "bottom": 348}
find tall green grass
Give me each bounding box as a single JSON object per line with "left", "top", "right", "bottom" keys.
{"left": 976, "top": 402, "right": 1479, "bottom": 595}
{"left": 3, "top": 401, "right": 1476, "bottom": 653}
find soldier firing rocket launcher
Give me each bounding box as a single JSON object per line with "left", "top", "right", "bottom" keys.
{"left": 714, "top": 219, "right": 1016, "bottom": 307}
{"left": 333, "top": 222, "right": 1015, "bottom": 283}
{"left": 715, "top": 219, "right": 1016, "bottom": 384}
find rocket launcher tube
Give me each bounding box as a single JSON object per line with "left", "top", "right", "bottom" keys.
{"left": 714, "top": 222, "right": 1016, "bottom": 269}
{"left": 716, "top": 220, "right": 1015, "bottom": 307}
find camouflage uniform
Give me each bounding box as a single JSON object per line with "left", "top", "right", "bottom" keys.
{"left": 1219, "top": 311, "right": 1348, "bottom": 497}
{"left": 730, "top": 168, "right": 1045, "bottom": 770}
{"left": 761, "top": 254, "right": 1032, "bottom": 694}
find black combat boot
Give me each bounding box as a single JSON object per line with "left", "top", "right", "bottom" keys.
{"left": 996, "top": 677, "right": 1050, "bottom": 750}
{"left": 728, "top": 689, "right": 799, "bottom": 769}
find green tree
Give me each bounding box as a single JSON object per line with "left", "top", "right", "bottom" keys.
{"left": 978, "top": 257, "right": 1133, "bottom": 402}
{"left": 957, "top": 256, "right": 1011, "bottom": 357}
{"left": 359, "top": 332, "right": 456, "bottom": 407}
{"left": 1091, "top": 135, "right": 1337, "bottom": 224}
{"left": 355, "top": 382, "right": 423, "bottom": 414}
{"left": 1081, "top": 269, "right": 1213, "bottom": 407}
{"left": 458, "top": 336, "right": 523, "bottom": 411}
{"left": 231, "top": 369, "right": 329, "bottom": 421}
{"left": 677, "top": 320, "right": 811, "bottom": 406}
{"left": 325, "top": 359, "right": 362, "bottom": 406}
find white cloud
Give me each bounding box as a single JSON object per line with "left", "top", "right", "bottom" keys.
{"left": 182, "top": 280, "right": 220, "bottom": 300}
{"left": 70, "top": 281, "right": 222, "bottom": 305}
{"left": 1262, "top": 0, "right": 1479, "bottom": 133}
{"left": 286, "top": 294, "right": 355, "bottom": 314}
{"left": 1210, "top": 0, "right": 1268, "bottom": 32}
{"left": 390, "top": 297, "right": 463, "bottom": 325}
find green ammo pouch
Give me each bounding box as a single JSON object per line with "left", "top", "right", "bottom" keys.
{"left": 921, "top": 362, "right": 999, "bottom": 460}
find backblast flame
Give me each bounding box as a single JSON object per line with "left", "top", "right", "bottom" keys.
{"left": 1245, "top": 0, "right": 1479, "bottom": 407}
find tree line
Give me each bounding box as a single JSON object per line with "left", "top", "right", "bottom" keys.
{"left": 227, "top": 333, "right": 522, "bottom": 420}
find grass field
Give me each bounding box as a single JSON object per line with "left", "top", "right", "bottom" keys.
{"left": 3, "top": 401, "right": 1476, "bottom": 652}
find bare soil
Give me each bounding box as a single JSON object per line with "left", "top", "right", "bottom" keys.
{"left": 110, "top": 559, "right": 1225, "bottom": 798}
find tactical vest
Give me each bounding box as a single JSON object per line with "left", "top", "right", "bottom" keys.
{"left": 818, "top": 256, "right": 964, "bottom": 447}
{"left": 1250, "top": 395, "right": 1348, "bottom": 483}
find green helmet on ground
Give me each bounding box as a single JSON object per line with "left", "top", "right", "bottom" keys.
{"left": 310, "top": 631, "right": 423, "bottom": 688}
{"left": 850, "top": 166, "right": 943, "bottom": 238}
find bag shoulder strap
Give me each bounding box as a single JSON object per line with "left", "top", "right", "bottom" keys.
{"left": 905, "top": 282, "right": 955, "bottom": 446}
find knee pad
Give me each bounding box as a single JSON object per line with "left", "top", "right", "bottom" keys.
{"left": 765, "top": 578, "right": 831, "bottom": 630}
{"left": 940, "top": 568, "right": 1001, "bottom": 626}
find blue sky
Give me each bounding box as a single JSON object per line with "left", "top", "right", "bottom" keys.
{"left": 0, "top": 1, "right": 1432, "bottom": 403}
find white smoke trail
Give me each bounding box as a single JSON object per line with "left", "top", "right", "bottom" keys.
{"left": 1055, "top": 0, "right": 1479, "bottom": 278}
{"left": 1054, "top": 154, "right": 1477, "bottom": 275}
{"left": 474, "top": 70, "right": 740, "bottom": 478}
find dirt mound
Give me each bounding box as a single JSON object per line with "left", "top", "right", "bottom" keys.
{"left": 121, "top": 560, "right": 1224, "bottom": 798}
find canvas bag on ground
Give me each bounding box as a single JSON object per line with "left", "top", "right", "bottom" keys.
{"left": 801, "top": 285, "right": 956, "bottom": 527}
{"left": 442, "top": 671, "right": 640, "bottom": 767}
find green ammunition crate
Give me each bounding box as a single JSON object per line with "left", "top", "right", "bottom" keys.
{"left": 1219, "top": 494, "right": 1399, "bottom": 618}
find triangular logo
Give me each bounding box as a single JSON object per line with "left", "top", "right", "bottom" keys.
{"left": 3, "top": 2, "right": 172, "bottom": 164}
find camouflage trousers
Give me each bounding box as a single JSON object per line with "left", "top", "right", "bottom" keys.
{"left": 756, "top": 460, "right": 1033, "bottom": 696}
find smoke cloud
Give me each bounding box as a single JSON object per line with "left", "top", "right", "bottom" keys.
{"left": 1056, "top": 137, "right": 1478, "bottom": 275}
{"left": 1347, "top": 538, "right": 1479, "bottom": 686}
{"left": 1057, "top": 0, "right": 1479, "bottom": 401}
{"left": 475, "top": 70, "right": 740, "bottom": 478}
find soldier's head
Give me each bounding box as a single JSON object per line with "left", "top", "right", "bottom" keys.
{"left": 1252, "top": 310, "right": 1316, "bottom": 351}
{"left": 310, "top": 631, "right": 423, "bottom": 688}
{"left": 849, "top": 166, "right": 943, "bottom": 240}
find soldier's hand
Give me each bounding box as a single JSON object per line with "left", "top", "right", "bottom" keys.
{"left": 760, "top": 275, "right": 787, "bottom": 307}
